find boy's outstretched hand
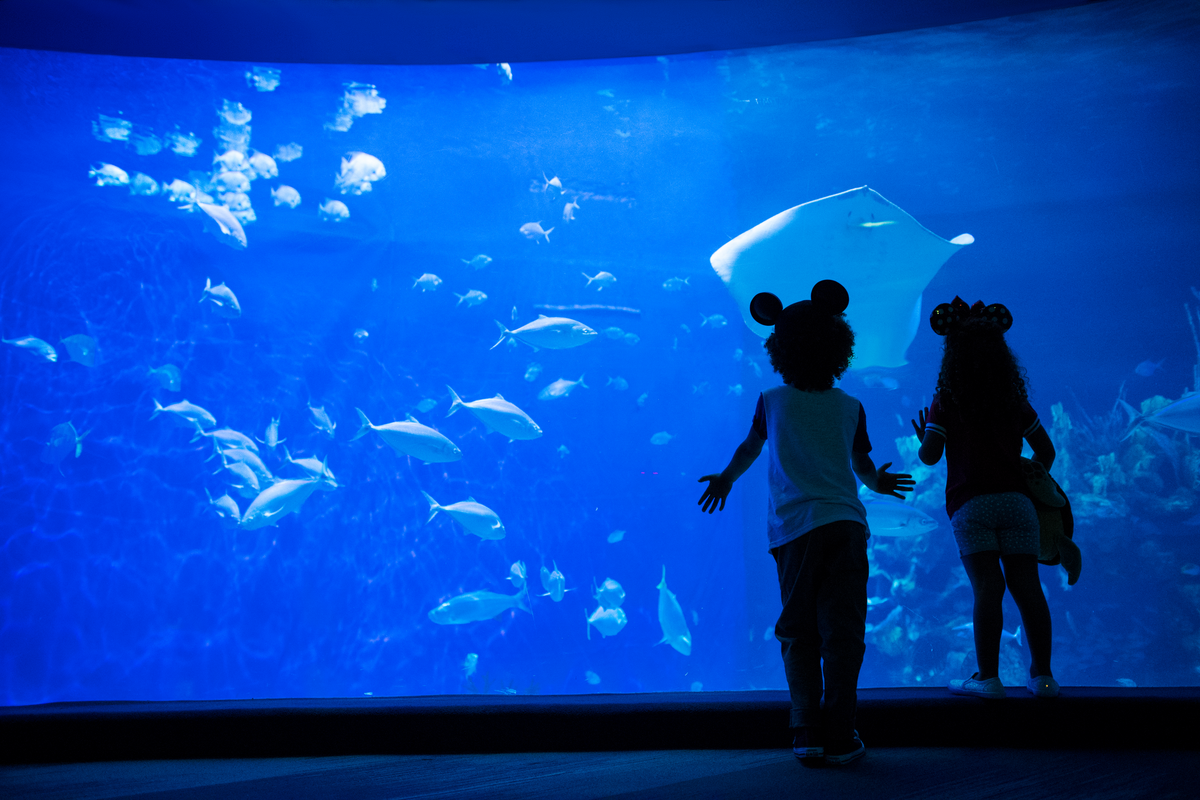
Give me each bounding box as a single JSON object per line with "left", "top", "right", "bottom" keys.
{"left": 697, "top": 473, "right": 733, "bottom": 513}
{"left": 875, "top": 462, "right": 915, "bottom": 500}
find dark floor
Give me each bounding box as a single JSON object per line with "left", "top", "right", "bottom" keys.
{"left": 4, "top": 748, "right": 1199, "bottom": 800}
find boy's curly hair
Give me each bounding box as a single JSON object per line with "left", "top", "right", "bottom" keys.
{"left": 936, "top": 317, "right": 1029, "bottom": 422}
{"left": 764, "top": 313, "right": 855, "bottom": 390}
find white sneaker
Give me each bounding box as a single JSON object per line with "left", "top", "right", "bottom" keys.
{"left": 1028, "top": 675, "right": 1060, "bottom": 697}
{"left": 949, "top": 673, "right": 1006, "bottom": 699}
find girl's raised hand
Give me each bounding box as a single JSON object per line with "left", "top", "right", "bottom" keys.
{"left": 911, "top": 407, "right": 929, "bottom": 442}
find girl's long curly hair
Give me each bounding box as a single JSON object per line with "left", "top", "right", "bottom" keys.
{"left": 765, "top": 313, "right": 855, "bottom": 391}
{"left": 936, "top": 318, "right": 1029, "bottom": 422}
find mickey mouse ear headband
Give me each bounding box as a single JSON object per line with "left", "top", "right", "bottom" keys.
{"left": 929, "top": 296, "right": 1013, "bottom": 336}
{"left": 751, "top": 279, "right": 850, "bottom": 327}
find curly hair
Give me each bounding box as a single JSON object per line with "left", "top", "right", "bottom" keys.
{"left": 764, "top": 313, "right": 855, "bottom": 390}
{"left": 935, "top": 317, "right": 1029, "bottom": 422}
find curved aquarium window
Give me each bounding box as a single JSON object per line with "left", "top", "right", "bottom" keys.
{"left": 1, "top": 1, "right": 1198, "bottom": 704}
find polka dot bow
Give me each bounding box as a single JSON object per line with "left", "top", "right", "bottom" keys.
{"left": 929, "top": 296, "right": 1013, "bottom": 336}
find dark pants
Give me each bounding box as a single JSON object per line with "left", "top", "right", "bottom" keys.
{"left": 771, "top": 520, "right": 869, "bottom": 740}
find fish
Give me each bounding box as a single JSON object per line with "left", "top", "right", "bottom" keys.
{"left": 165, "top": 129, "right": 201, "bottom": 156}
{"left": 151, "top": 398, "right": 215, "bottom": 429}
{"left": 462, "top": 254, "right": 493, "bottom": 270}
{"left": 623, "top": 333, "right": 640, "bottom": 345}
{"left": 246, "top": 66, "right": 281, "bottom": 92}
{"left": 462, "top": 653, "right": 479, "bottom": 677}
{"left": 446, "top": 386, "right": 542, "bottom": 440}
{"left": 275, "top": 142, "right": 303, "bottom": 162}
{"left": 1135, "top": 359, "right": 1165, "bottom": 377}
{"left": 952, "top": 622, "right": 1023, "bottom": 646}
{"left": 563, "top": 200, "right": 580, "bottom": 222}
{"left": 129, "top": 129, "right": 161, "bottom": 156}
{"left": 542, "top": 172, "right": 563, "bottom": 192}
{"left": 240, "top": 476, "right": 332, "bottom": 529}
{"left": 423, "top": 490, "right": 505, "bottom": 540}
{"left": 89, "top": 163, "right": 128, "bottom": 186}
{"left": 416, "top": 398, "right": 438, "bottom": 413}
{"left": 213, "top": 150, "right": 248, "bottom": 172}
{"left": 205, "top": 487, "right": 241, "bottom": 525}
{"left": 615, "top": 129, "right": 631, "bottom": 138}
{"left": 540, "top": 561, "right": 567, "bottom": 601}
{"left": 41, "top": 422, "right": 88, "bottom": 467}
{"left": 593, "top": 577, "right": 625, "bottom": 609}
{"left": 270, "top": 185, "right": 301, "bottom": 208}
{"left": 352, "top": 408, "right": 462, "bottom": 463}
{"left": 1183, "top": 563, "right": 1200, "bottom": 576}
{"left": 748, "top": 360, "right": 762, "bottom": 378}
{"left": 679, "top": 325, "right": 692, "bottom": 336}
{"left": 1122, "top": 394, "right": 1200, "bottom": 435}
{"left": 148, "top": 364, "right": 182, "bottom": 391}
{"left": 637, "top": 393, "right": 648, "bottom": 407}
{"left": 4, "top": 336, "right": 57, "bottom": 362}
{"left": 493, "top": 316, "right": 598, "bottom": 351}
{"left": 219, "top": 447, "right": 274, "bottom": 486}
{"left": 524, "top": 363, "right": 542, "bottom": 382}
{"left": 256, "top": 416, "right": 285, "bottom": 449}
{"left": 586, "top": 606, "right": 628, "bottom": 639}
{"left": 413, "top": 274, "right": 442, "bottom": 291}
{"left": 129, "top": 173, "right": 159, "bottom": 196}
{"left": 607, "top": 530, "right": 625, "bottom": 543}
{"left": 662, "top": 277, "right": 690, "bottom": 291}
{"left": 733, "top": 348, "right": 743, "bottom": 361}
{"left": 59, "top": 334, "right": 97, "bottom": 367}
{"left": 497, "top": 63, "right": 513, "bottom": 83}
{"left": 583, "top": 271, "right": 617, "bottom": 290}
{"left": 508, "top": 561, "right": 527, "bottom": 590}
{"left": 281, "top": 447, "right": 338, "bottom": 486}
{"left": 353, "top": 328, "right": 369, "bottom": 341}
{"left": 199, "top": 278, "right": 242, "bottom": 319}
{"left": 656, "top": 566, "right": 692, "bottom": 655}
{"left": 700, "top": 313, "right": 727, "bottom": 329}
{"left": 219, "top": 99, "right": 252, "bottom": 125}
{"left": 222, "top": 191, "right": 252, "bottom": 212}
{"left": 197, "top": 202, "right": 248, "bottom": 249}
{"left": 92, "top": 114, "right": 132, "bottom": 142}
{"left": 192, "top": 426, "right": 259, "bottom": 453}
{"left": 606, "top": 377, "right": 629, "bottom": 391}
{"left": 428, "top": 587, "right": 531, "bottom": 625}
{"left": 603, "top": 326, "right": 625, "bottom": 340}
{"left": 455, "top": 289, "right": 488, "bottom": 307}
{"left": 692, "top": 382, "right": 709, "bottom": 395}
{"left": 318, "top": 199, "right": 350, "bottom": 221}
{"left": 519, "top": 222, "right": 553, "bottom": 242}
{"left": 865, "top": 501, "right": 938, "bottom": 537}
{"left": 1116, "top": 678, "right": 1137, "bottom": 688}
{"left": 585, "top": 671, "right": 601, "bottom": 685}
{"left": 557, "top": 445, "right": 570, "bottom": 458}
{"left": 221, "top": 460, "right": 260, "bottom": 499}
{"left": 728, "top": 384, "right": 743, "bottom": 396}
{"left": 371, "top": 279, "right": 378, "bottom": 291}
{"left": 862, "top": 374, "right": 900, "bottom": 391}
{"left": 709, "top": 186, "right": 973, "bottom": 369}
{"left": 336, "top": 151, "right": 386, "bottom": 194}
{"left": 597, "top": 89, "right": 615, "bottom": 97}
{"left": 245, "top": 151, "right": 277, "bottom": 180}
{"left": 309, "top": 406, "right": 336, "bottom": 437}
{"left": 213, "top": 170, "right": 251, "bottom": 193}
{"left": 650, "top": 431, "right": 673, "bottom": 445}
{"left": 538, "top": 375, "right": 588, "bottom": 401}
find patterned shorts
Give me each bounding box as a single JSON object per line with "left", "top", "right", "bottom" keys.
{"left": 950, "top": 492, "right": 1040, "bottom": 557}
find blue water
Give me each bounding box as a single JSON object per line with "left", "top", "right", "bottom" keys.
{"left": 1, "top": 0, "right": 1198, "bottom": 704}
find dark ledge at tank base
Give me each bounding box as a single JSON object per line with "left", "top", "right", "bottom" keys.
{"left": 2, "top": 688, "right": 1196, "bottom": 763}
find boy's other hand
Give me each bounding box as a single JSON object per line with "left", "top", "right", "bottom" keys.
{"left": 875, "top": 462, "right": 915, "bottom": 500}
{"left": 910, "top": 407, "right": 929, "bottom": 442}
{"left": 697, "top": 473, "right": 732, "bottom": 513}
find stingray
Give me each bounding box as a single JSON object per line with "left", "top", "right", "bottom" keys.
{"left": 710, "top": 186, "right": 973, "bottom": 369}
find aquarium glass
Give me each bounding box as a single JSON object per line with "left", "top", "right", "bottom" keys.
{"left": 1, "top": 0, "right": 1198, "bottom": 704}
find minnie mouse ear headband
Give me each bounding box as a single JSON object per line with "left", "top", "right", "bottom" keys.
{"left": 929, "top": 296, "right": 1013, "bottom": 336}
{"left": 750, "top": 279, "right": 849, "bottom": 334}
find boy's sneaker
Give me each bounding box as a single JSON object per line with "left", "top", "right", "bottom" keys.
{"left": 949, "top": 673, "right": 1006, "bottom": 699}
{"left": 792, "top": 727, "right": 824, "bottom": 766}
{"left": 1027, "top": 675, "right": 1060, "bottom": 697}
{"left": 824, "top": 732, "right": 865, "bottom": 766}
